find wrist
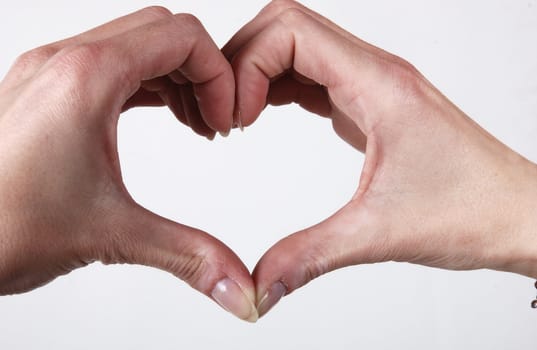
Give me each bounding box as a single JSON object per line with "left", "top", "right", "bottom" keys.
{"left": 492, "top": 158, "right": 537, "bottom": 278}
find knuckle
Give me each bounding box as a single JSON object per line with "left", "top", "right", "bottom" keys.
{"left": 394, "top": 57, "right": 420, "bottom": 76}
{"left": 49, "top": 43, "right": 103, "bottom": 84}
{"left": 384, "top": 57, "right": 424, "bottom": 98}
{"left": 166, "top": 13, "right": 205, "bottom": 41}
{"left": 140, "top": 5, "right": 173, "bottom": 20}
{"left": 298, "top": 231, "right": 332, "bottom": 285}
{"left": 173, "top": 12, "right": 203, "bottom": 30}
{"left": 169, "top": 251, "right": 208, "bottom": 287}
{"left": 36, "top": 42, "right": 108, "bottom": 112}
{"left": 302, "top": 253, "right": 330, "bottom": 286}
{"left": 13, "top": 45, "right": 57, "bottom": 72}
{"left": 278, "top": 7, "right": 309, "bottom": 26}
{"left": 265, "top": 0, "right": 300, "bottom": 14}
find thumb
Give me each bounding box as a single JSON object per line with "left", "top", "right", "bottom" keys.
{"left": 253, "top": 199, "right": 389, "bottom": 318}
{"left": 95, "top": 201, "right": 258, "bottom": 322}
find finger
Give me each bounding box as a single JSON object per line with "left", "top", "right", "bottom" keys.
{"left": 162, "top": 83, "right": 189, "bottom": 128}
{"left": 267, "top": 75, "right": 367, "bottom": 151}
{"left": 5, "top": 6, "right": 174, "bottom": 85}
{"left": 169, "top": 70, "right": 189, "bottom": 85}
{"left": 135, "top": 76, "right": 193, "bottom": 130}
{"left": 267, "top": 75, "right": 331, "bottom": 117}
{"left": 123, "top": 79, "right": 199, "bottom": 135}
{"left": 95, "top": 202, "right": 258, "bottom": 322}
{"left": 139, "top": 70, "right": 218, "bottom": 138}
{"left": 253, "top": 200, "right": 388, "bottom": 318}
{"left": 230, "top": 8, "right": 387, "bottom": 133}
{"left": 180, "top": 84, "right": 217, "bottom": 138}
{"left": 39, "top": 13, "right": 234, "bottom": 133}
{"left": 122, "top": 77, "right": 171, "bottom": 112}
{"left": 223, "top": 0, "right": 395, "bottom": 65}
{"left": 290, "top": 70, "right": 319, "bottom": 86}
{"left": 122, "top": 89, "right": 165, "bottom": 112}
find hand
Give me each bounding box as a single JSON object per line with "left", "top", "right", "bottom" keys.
{"left": 224, "top": 0, "right": 537, "bottom": 317}
{"left": 0, "top": 7, "right": 258, "bottom": 322}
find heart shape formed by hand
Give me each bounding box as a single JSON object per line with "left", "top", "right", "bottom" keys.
{"left": 1, "top": 1, "right": 526, "bottom": 325}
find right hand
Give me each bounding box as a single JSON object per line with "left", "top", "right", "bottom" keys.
{"left": 0, "top": 7, "right": 257, "bottom": 322}
{"left": 224, "top": 0, "right": 537, "bottom": 318}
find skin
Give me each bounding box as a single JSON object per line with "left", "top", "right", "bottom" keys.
{"left": 222, "top": 0, "right": 537, "bottom": 316}
{"left": 0, "top": 0, "right": 535, "bottom": 322}
{"left": 0, "top": 7, "right": 257, "bottom": 321}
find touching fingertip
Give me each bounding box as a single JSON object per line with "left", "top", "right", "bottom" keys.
{"left": 233, "top": 109, "right": 244, "bottom": 132}
{"left": 211, "top": 278, "right": 258, "bottom": 323}
{"left": 257, "top": 281, "right": 287, "bottom": 318}
{"left": 218, "top": 130, "right": 230, "bottom": 138}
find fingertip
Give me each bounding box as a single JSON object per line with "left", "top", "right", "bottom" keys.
{"left": 252, "top": 236, "right": 309, "bottom": 300}
{"left": 211, "top": 277, "right": 258, "bottom": 323}
{"left": 193, "top": 65, "right": 235, "bottom": 133}
{"left": 180, "top": 84, "right": 217, "bottom": 136}
{"left": 232, "top": 108, "right": 243, "bottom": 131}
{"left": 221, "top": 40, "right": 236, "bottom": 62}
{"left": 232, "top": 59, "right": 269, "bottom": 129}
{"left": 191, "top": 239, "right": 257, "bottom": 322}
{"left": 256, "top": 280, "right": 287, "bottom": 319}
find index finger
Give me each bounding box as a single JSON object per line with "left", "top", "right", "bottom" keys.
{"left": 228, "top": 8, "right": 384, "bottom": 132}
{"left": 40, "top": 13, "right": 234, "bottom": 132}
{"left": 222, "top": 0, "right": 382, "bottom": 61}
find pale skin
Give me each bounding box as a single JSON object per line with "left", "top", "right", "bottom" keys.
{"left": 0, "top": 0, "right": 536, "bottom": 322}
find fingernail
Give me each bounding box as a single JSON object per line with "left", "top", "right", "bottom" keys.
{"left": 218, "top": 130, "right": 230, "bottom": 138}
{"left": 237, "top": 110, "right": 244, "bottom": 132}
{"left": 211, "top": 278, "right": 258, "bottom": 323}
{"left": 234, "top": 110, "right": 244, "bottom": 132}
{"left": 206, "top": 133, "right": 215, "bottom": 141}
{"left": 257, "top": 281, "right": 287, "bottom": 318}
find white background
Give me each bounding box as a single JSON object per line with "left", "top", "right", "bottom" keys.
{"left": 0, "top": 0, "right": 536, "bottom": 348}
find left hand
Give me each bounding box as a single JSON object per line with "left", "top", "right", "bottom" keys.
{"left": 224, "top": 0, "right": 537, "bottom": 318}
